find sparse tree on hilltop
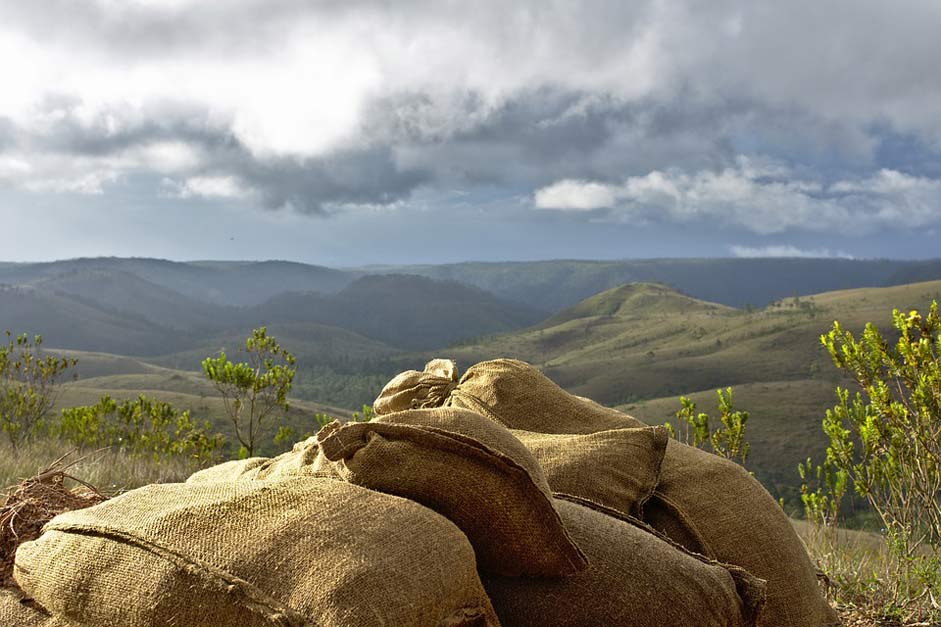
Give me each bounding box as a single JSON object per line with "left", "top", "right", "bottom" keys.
{"left": 202, "top": 327, "right": 296, "bottom": 457}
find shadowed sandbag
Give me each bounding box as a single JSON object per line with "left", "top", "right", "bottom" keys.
{"left": 511, "top": 427, "right": 668, "bottom": 517}
{"left": 644, "top": 440, "right": 840, "bottom": 627}
{"left": 317, "top": 407, "right": 587, "bottom": 577}
{"left": 482, "top": 497, "right": 766, "bottom": 627}
{"left": 14, "top": 477, "right": 500, "bottom": 627}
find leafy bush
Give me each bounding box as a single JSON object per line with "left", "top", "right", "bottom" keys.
{"left": 57, "top": 395, "right": 224, "bottom": 463}
{"left": 802, "top": 301, "right": 941, "bottom": 622}
{"left": 665, "top": 388, "right": 750, "bottom": 467}
{"left": 0, "top": 331, "right": 76, "bottom": 450}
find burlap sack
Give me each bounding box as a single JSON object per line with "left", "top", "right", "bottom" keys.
{"left": 646, "top": 441, "right": 840, "bottom": 627}
{"left": 376, "top": 359, "right": 835, "bottom": 626}
{"left": 374, "top": 358, "right": 646, "bottom": 433}
{"left": 482, "top": 497, "right": 766, "bottom": 627}
{"left": 187, "top": 436, "right": 342, "bottom": 485}
{"left": 511, "top": 427, "right": 668, "bottom": 517}
{"left": 14, "top": 477, "right": 500, "bottom": 627}
{"left": 185, "top": 456, "right": 270, "bottom": 482}
{"left": 0, "top": 588, "right": 55, "bottom": 627}
{"left": 374, "top": 358, "right": 460, "bottom": 414}
{"left": 317, "top": 407, "right": 587, "bottom": 577}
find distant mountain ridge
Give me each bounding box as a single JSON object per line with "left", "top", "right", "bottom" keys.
{"left": 0, "top": 267, "right": 544, "bottom": 356}
{"left": 0, "top": 257, "right": 352, "bottom": 306}
{"left": 249, "top": 274, "right": 546, "bottom": 350}
{"left": 355, "top": 257, "right": 941, "bottom": 310}
{"left": 4, "top": 255, "right": 941, "bottom": 359}
{"left": 5, "top": 256, "right": 941, "bottom": 312}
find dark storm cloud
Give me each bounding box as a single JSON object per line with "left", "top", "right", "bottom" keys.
{"left": 2, "top": 0, "right": 941, "bottom": 238}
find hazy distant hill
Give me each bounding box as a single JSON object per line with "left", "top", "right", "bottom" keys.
{"left": 32, "top": 269, "right": 234, "bottom": 332}
{"left": 357, "top": 257, "right": 941, "bottom": 310}
{"left": 0, "top": 257, "right": 353, "bottom": 306}
{"left": 251, "top": 274, "right": 547, "bottom": 350}
{"left": 5, "top": 256, "right": 941, "bottom": 314}
{"left": 0, "top": 267, "right": 545, "bottom": 357}
{"left": 0, "top": 284, "right": 184, "bottom": 355}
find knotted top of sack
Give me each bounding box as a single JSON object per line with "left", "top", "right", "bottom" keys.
{"left": 373, "top": 359, "right": 459, "bottom": 415}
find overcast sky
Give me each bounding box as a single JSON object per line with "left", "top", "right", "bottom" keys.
{"left": 1, "top": 0, "right": 940, "bottom": 265}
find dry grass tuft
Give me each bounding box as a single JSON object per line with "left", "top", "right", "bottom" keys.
{"left": 0, "top": 438, "right": 205, "bottom": 494}
{"left": 794, "top": 520, "right": 941, "bottom": 626}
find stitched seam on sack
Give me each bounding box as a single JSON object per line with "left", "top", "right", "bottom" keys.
{"left": 445, "top": 391, "right": 505, "bottom": 425}
{"left": 39, "top": 524, "right": 317, "bottom": 627}
{"left": 637, "top": 428, "right": 670, "bottom": 516}
{"left": 647, "top": 490, "right": 716, "bottom": 558}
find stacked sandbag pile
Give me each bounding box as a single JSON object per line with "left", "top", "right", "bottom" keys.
{"left": 6, "top": 356, "right": 835, "bottom": 626}
{"left": 375, "top": 358, "right": 840, "bottom": 627}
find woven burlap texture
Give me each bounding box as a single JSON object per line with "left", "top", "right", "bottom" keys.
{"left": 378, "top": 358, "right": 837, "bottom": 627}
{"left": 317, "top": 406, "right": 587, "bottom": 577}
{"left": 511, "top": 426, "right": 668, "bottom": 518}
{"left": 15, "top": 477, "right": 500, "bottom": 627}
{"left": 482, "top": 497, "right": 765, "bottom": 627}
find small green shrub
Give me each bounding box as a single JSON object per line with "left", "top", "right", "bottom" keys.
{"left": 801, "top": 301, "right": 941, "bottom": 623}
{"left": 665, "top": 388, "right": 750, "bottom": 467}
{"left": 202, "top": 327, "right": 297, "bottom": 456}
{"left": 0, "top": 331, "right": 77, "bottom": 450}
{"left": 57, "top": 395, "right": 224, "bottom": 463}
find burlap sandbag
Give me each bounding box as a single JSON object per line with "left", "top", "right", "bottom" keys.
{"left": 185, "top": 456, "right": 270, "bottom": 482}
{"left": 0, "top": 588, "right": 55, "bottom": 627}
{"left": 14, "top": 477, "right": 500, "bottom": 627}
{"left": 482, "top": 497, "right": 766, "bottom": 627}
{"left": 317, "top": 407, "right": 587, "bottom": 576}
{"left": 376, "top": 359, "right": 836, "bottom": 626}
{"left": 186, "top": 436, "right": 340, "bottom": 484}
{"left": 511, "top": 427, "right": 668, "bottom": 517}
{"left": 374, "top": 358, "right": 647, "bottom": 433}
{"left": 646, "top": 441, "right": 839, "bottom": 627}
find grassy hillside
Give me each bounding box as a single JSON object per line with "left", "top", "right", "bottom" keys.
{"left": 50, "top": 351, "right": 352, "bottom": 458}
{"left": 0, "top": 348, "right": 350, "bottom": 461}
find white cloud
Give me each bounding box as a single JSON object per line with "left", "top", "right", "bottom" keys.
{"left": 729, "top": 245, "right": 854, "bottom": 259}
{"left": 534, "top": 180, "right": 619, "bottom": 210}
{"left": 1, "top": 0, "right": 941, "bottom": 222}
{"left": 162, "top": 176, "right": 251, "bottom": 199}
{"left": 533, "top": 159, "right": 941, "bottom": 234}
{"left": 21, "top": 170, "right": 118, "bottom": 195}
